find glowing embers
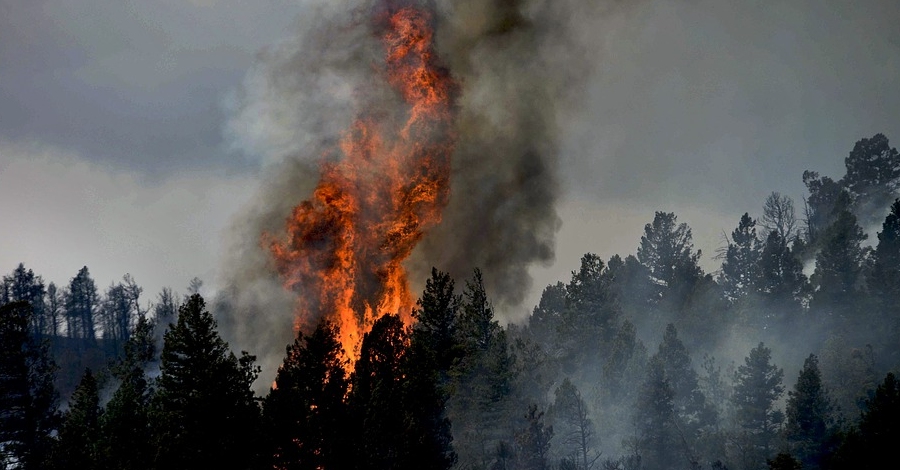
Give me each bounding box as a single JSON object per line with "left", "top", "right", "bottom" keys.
{"left": 267, "top": 4, "right": 457, "bottom": 367}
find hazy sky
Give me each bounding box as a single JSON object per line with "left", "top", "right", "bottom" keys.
{"left": 2, "top": 0, "right": 899, "bottom": 318}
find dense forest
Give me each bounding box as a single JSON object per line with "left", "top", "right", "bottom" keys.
{"left": 3, "top": 133, "right": 900, "bottom": 469}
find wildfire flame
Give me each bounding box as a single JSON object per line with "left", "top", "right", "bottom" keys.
{"left": 267, "top": 3, "right": 457, "bottom": 365}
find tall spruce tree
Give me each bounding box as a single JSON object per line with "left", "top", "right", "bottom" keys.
{"left": 637, "top": 212, "right": 703, "bottom": 311}
{"left": 54, "top": 369, "right": 101, "bottom": 470}
{"left": 100, "top": 315, "right": 155, "bottom": 470}
{"left": 550, "top": 378, "right": 599, "bottom": 470}
{"left": 348, "top": 313, "right": 410, "bottom": 470}
{"left": 633, "top": 357, "right": 679, "bottom": 470}
{"left": 868, "top": 199, "right": 900, "bottom": 364}
{"left": 840, "top": 133, "right": 900, "bottom": 228}
{"left": 65, "top": 267, "right": 99, "bottom": 344}
{"left": 450, "top": 269, "right": 515, "bottom": 469}
{"left": 731, "top": 343, "right": 784, "bottom": 470}
{"left": 404, "top": 268, "right": 460, "bottom": 470}
{"left": 720, "top": 213, "right": 762, "bottom": 304}
{"left": 263, "top": 321, "right": 349, "bottom": 470}
{"left": 809, "top": 210, "right": 867, "bottom": 333}
{"left": 653, "top": 324, "right": 716, "bottom": 434}
{"left": 755, "top": 230, "right": 807, "bottom": 329}
{"left": 784, "top": 354, "right": 834, "bottom": 470}
{"left": 0, "top": 301, "right": 58, "bottom": 470}
{"left": 151, "top": 293, "right": 260, "bottom": 469}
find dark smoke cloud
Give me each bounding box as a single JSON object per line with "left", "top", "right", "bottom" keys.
{"left": 415, "top": 0, "right": 632, "bottom": 313}
{"left": 218, "top": 0, "right": 630, "bottom": 379}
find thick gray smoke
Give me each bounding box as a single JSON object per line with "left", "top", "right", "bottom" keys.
{"left": 217, "top": 0, "right": 631, "bottom": 380}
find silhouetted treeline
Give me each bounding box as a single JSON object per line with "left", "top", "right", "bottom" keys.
{"left": 2, "top": 133, "right": 900, "bottom": 469}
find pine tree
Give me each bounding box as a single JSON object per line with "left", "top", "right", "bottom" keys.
{"left": 653, "top": 324, "right": 715, "bottom": 434}
{"left": 2, "top": 264, "right": 47, "bottom": 337}
{"left": 720, "top": 213, "right": 761, "bottom": 304}
{"left": 348, "top": 313, "right": 410, "bottom": 469}
{"left": 515, "top": 405, "right": 554, "bottom": 470}
{"left": 731, "top": 343, "right": 784, "bottom": 470}
{"left": 151, "top": 293, "right": 260, "bottom": 469}
{"left": 839, "top": 372, "right": 900, "bottom": 468}
{"left": 754, "top": 230, "right": 807, "bottom": 329}
{"left": 550, "top": 379, "right": 599, "bottom": 470}
{"left": 65, "top": 266, "right": 99, "bottom": 344}
{"left": 868, "top": 199, "right": 900, "bottom": 364}
{"left": 784, "top": 354, "right": 834, "bottom": 470}
{"left": 0, "top": 301, "right": 58, "bottom": 469}
{"left": 263, "top": 321, "right": 349, "bottom": 470}
{"left": 54, "top": 369, "right": 101, "bottom": 470}
{"left": 450, "top": 269, "right": 515, "bottom": 469}
{"left": 840, "top": 133, "right": 900, "bottom": 228}
{"left": 802, "top": 171, "right": 849, "bottom": 247}
{"left": 100, "top": 315, "right": 155, "bottom": 470}
{"left": 404, "top": 268, "right": 460, "bottom": 469}
{"left": 633, "top": 357, "right": 679, "bottom": 470}
{"left": 559, "top": 254, "right": 621, "bottom": 367}
{"left": 637, "top": 212, "right": 703, "bottom": 310}
{"left": 809, "top": 210, "right": 867, "bottom": 332}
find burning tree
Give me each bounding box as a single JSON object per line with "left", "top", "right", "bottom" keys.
{"left": 266, "top": 1, "right": 458, "bottom": 366}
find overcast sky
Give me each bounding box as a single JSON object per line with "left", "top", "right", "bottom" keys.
{"left": 2, "top": 0, "right": 899, "bottom": 317}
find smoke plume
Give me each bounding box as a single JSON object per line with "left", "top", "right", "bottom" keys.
{"left": 218, "top": 0, "right": 631, "bottom": 378}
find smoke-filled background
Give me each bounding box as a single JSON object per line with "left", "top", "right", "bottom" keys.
{"left": 2, "top": 0, "right": 899, "bottom": 380}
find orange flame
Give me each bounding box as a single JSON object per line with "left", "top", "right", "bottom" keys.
{"left": 267, "top": 4, "right": 456, "bottom": 366}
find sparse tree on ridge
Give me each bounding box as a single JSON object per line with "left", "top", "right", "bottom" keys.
{"left": 65, "top": 266, "right": 99, "bottom": 344}
{"left": 719, "top": 213, "right": 761, "bottom": 304}
{"left": 761, "top": 192, "right": 798, "bottom": 242}
{"left": 840, "top": 133, "right": 900, "bottom": 228}
{"left": 637, "top": 212, "right": 703, "bottom": 310}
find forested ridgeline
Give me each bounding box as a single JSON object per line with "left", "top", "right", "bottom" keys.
{"left": 2, "top": 133, "right": 900, "bottom": 469}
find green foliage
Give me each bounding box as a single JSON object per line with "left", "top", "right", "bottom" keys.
{"left": 784, "top": 354, "right": 834, "bottom": 470}
{"left": 730, "top": 343, "right": 784, "bottom": 470}
{"left": 720, "top": 213, "right": 761, "bottom": 304}
{"left": 637, "top": 212, "right": 703, "bottom": 310}
{"left": 0, "top": 301, "right": 59, "bottom": 469}
{"left": 632, "top": 357, "right": 678, "bottom": 470}
{"left": 99, "top": 314, "right": 156, "bottom": 470}
{"left": 405, "top": 268, "right": 460, "bottom": 470}
{"left": 654, "top": 324, "right": 716, "bottom": 433}
{"left": 450, "top": 270, "right": 516, "bottom": 469}
{"left": 349, "top": 313, "right": 409, "bottom": 469}
{"left": 550, "top": 379, "right": 599, "bottom": 470}
{"left": 263, "top": 321, "right": 349, "bottom": 470}
{"left": 809, "top": 210, "right": 867, "bottom": 328}
{"left": 515, "top": 404, "right": 554, "bottom": 470}
{"left": 766, "top": 453, "right": 801, "bottom": 470}
{"left": 840, "top": 134, "right": 900, "bottom": 228}
{"left": 65, "top": 266, "right": 99, "bottom": 344}
{"left": 55, "top": 369, "right": 101, "bottom": 470}
{"left": 151, "top": 293, "right": 260, "bottom": 469}
{"left": 755, "top": 230, "right": 807, "bottom": 327}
